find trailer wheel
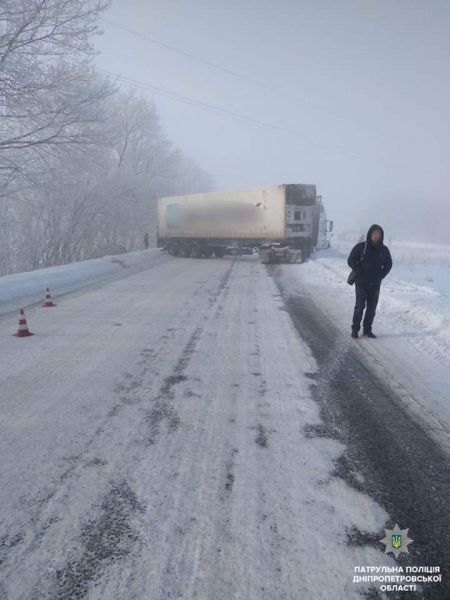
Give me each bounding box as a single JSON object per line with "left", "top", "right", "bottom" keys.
{"left": 179, "top": 243, "right": 189, "bottom": 257}
{"left": 189, "top": 243, "right": 202, "bottom": 258}
{"left": 168, "top": 242, "right": 180, "bottom": 256}
{"left": 214, "top": 247, "right": 225, "bottom": 258}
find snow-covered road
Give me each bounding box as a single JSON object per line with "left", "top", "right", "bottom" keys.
{"left": 0, "top": 251, "right": 448, "bottom": 599}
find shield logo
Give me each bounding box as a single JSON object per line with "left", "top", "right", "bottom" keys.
{"left": 381, "top": 524, "right": 412, "bottom": 558}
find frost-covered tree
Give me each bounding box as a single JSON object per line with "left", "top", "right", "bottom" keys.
{"left": 0, "top": 0, "right": 111, "bottom": 157}
{"left": 0, "top": 1, "right": 211, "bottom": 274}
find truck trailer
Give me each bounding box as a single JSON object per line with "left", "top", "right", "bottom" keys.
{"left": 156, "top": 184, "right": 332, "bottom": 262}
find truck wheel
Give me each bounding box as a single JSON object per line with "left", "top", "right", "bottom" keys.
{"left": 189, "top": 243, "right": 201, "bottom": 258}
{"left": 203, "top": 247, "right": 214, "bottom": 258}
{"left": 168, "top": 242, "right": 179, "bottom": 256}
{"left": 179, "top": 243, "right": 189, "bottom": 257}
{"left": 214, "top": 247, "right": 225, "bottom": 258}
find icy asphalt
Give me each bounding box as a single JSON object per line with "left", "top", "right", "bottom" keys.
{"left": 0, "top": 251, "right": 448, "bottom": 600}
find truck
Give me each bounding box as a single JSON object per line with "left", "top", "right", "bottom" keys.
{"left": 156, "top": 184, "right": 332, "bottom": 263}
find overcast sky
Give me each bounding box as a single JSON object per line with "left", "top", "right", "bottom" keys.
{"left": 95, "top": 0, "right": 450, "bottom": 241}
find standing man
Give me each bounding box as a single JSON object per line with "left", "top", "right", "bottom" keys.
{"left": 347, "top": 224, "right": 392, "bottom": 338}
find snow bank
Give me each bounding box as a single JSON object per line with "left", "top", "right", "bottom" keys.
{"left": 276, "top": 243, "right": 450, "bottom": 451}
{"left": 0, "top": 249, "right": 161, "bottom": 317}
{"left": 320, "top": 242, "right": 450, "bottom": 362}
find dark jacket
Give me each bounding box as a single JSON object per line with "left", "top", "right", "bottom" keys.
{"left": 347, "top": 224, "right": 392, "bottom": 286}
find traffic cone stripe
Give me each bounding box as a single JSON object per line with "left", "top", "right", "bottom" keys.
{"left": 42, "top": 287, "right": 56, "bottom": 307}
{"left": 13, "top": 309, "right": 34, "bottom": 337}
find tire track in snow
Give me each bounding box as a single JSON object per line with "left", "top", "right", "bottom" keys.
{"left": 153, "top": 260, "right": 238, "bottom": 599}
{"left": 54, "top": 480, "right": 145, "bottom": 600}
{"left": 47, "top": 259, "right": 237, "bottom": 599}
{"left": 144, "top": 258, "right": 236, "bottom": 447}
{"left": 0, "top": 260, "right": 234, "bottom": 599}
{"left": 0, "top": 332, "right": 177, "bottom": 594}
{"left": 195, "top": 258, "right": 287, "bottom": 600}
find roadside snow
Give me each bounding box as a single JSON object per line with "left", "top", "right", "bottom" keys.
{"left": 316, "top": 241, "right": 450, "bottom": 364}
{"left": 277, "top": 242, "right": 450, "bottom": 453}
{"left": 0, "top": 249, "right": 164, "bottom": 317}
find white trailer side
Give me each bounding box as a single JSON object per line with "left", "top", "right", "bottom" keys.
{"left": 157, "top": 185, "right": 286, "bottom": 240}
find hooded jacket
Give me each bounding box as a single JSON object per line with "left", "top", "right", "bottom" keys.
{"left": 347, "top": 224, "right": 392, "bottom": 285}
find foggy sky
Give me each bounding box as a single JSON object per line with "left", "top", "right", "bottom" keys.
{"left": 95, "top": 0, "right": 450, "bottom": 242}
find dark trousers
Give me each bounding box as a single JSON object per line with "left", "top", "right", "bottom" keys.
{"left": 352, "top": 282, "right": 380, "bottom": 332}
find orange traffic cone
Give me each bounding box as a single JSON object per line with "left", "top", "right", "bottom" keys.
{"left": 13, "top": 308, "right": 34, "bottom": 337}
{"left": 42, "top": 288, "right": 56, "bottom": 307}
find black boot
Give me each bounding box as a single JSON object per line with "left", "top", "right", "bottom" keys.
{"left": 363, "top": 330, "right": 376, "bottom": 338}
{"left": 351, "top": 329, "right": 359, "bottom": 338}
